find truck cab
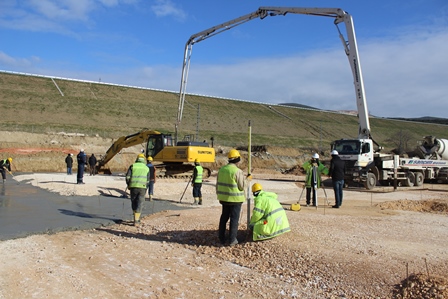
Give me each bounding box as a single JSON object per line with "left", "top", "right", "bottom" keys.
{"left": 332, "top": 138, "right": 375, "bottom": 186}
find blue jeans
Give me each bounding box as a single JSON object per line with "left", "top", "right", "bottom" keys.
{"left": 147, "top": 181, "right": 154, "bottom": 196}
{"left": 333, "top": 180, "right": 344, "bottom": 207}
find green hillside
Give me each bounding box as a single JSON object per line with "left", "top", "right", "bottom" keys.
{"left": 1, "top": 71, "right": 446, "bottom": 153}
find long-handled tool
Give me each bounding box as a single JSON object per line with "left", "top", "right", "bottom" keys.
{"left": 179, "top": 176, "right": 192, "bottom": 203}
{"left": 121, "top": 186, "right": 128, "bottom": 198}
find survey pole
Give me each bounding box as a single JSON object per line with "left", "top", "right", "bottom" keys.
{"left": 247, "top": 120, "right": 252, "bottom": 230}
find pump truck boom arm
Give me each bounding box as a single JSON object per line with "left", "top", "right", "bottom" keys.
{"left": 177, "top": 6, "right": 371, "bottom": 142}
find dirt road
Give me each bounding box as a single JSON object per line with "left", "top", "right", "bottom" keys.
{"left": 0, "top": 172, "right": 447, "bottom": 298}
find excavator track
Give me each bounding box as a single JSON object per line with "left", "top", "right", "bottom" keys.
{"left": 155, "top": 164, "right": 211, "bottom": 179}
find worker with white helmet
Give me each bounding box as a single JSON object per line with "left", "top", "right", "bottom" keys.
{"left": 126, "top": 154, "right": 150, "bottom": 226}
{"left": 302, "top": 153, "right": 329, "bottom": 206}
{"left": 329, "top": 150, "right": 346, "bottom": 208}
{"left": 76, "top": 149, "right": 87, "bottom": 184}
{"left": 191, "top": 158, "right": 203, "bottom": 205}
{"left": 249, "top": 183, "right": 290, "bottom": 241}
{"left": 0, "top": 157, "right": 13, "bottom": 183}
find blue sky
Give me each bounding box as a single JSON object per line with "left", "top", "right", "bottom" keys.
{"left": 1, "top": 0, "right": 447, "bottom": 118}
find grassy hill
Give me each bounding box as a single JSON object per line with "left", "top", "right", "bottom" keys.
{"left": 1, "top": 71, "right": 447, "bottom": 154}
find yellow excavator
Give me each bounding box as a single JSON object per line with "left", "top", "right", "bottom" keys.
{"left": 97, "top": 129, "right": 215, "bottom": 178}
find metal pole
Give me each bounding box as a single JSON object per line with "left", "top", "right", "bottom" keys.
{"left": 179, "top": 177, "right": 192, "bottom": 203}
{"left": 247, "top": 120, "right": 252, "bottom": 230}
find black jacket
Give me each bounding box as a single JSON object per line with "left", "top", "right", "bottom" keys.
{"left": 88, "top": 154, "right": 97, "bottom": 166}
{"left": 65, "top": 155, "right": 73, "bottom": 167}
{"left": 329, "top": 155, "right": 346, "bottom": 181}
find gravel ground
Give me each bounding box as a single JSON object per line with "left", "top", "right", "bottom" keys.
{"left": 0, "top": 172, "right": 447, "bottom": 298}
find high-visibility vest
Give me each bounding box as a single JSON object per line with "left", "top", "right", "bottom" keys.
{"left": 216, "top": 164, "right": 245, "bottom": 203}
{"left": 250, "top": 191, "right": 291, "bottom": 241}
{"left": 194, "top": 165, "right": 203, "bottom": 183}
{"left": 127, "top": 162, "right": 149, "bottom": 189}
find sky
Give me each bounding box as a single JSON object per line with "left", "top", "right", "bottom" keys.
{"left": 1, "top": 0, "right": 447, "bottom": 119}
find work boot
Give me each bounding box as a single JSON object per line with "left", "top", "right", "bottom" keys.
{"left": 198, "top": 197, "right": 202, "bottom": 205}
{"left": 148, "top": 195, "right": 153, "bottom": 202}
{"left": 192, "top": 198, "right": 199, "bottom": 205}
{"left": 134, "top": 212, "right": 141, "bottom": 226}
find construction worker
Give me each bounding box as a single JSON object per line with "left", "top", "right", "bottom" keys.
{"left": 302, "top": 153, "right": 329, "bottom": 206}
{"left": 192, "top": 158, "right": 203, "bottom": 205}
{"left": 329, "top": 150, "right": 346, "bottom": 208}
{"left": 146, "top": 156, "right": 156, "bottom": 201}
{"left": 65, "top": 153, "right": 73, "bottom": 175}
{"left": 0, "top": 157, "right": 13, "bottom": 183}
{"left": 126, "top": 155, "right": 150, "bottom": 226}
{"left": 88, "top": 153, "right": 97, "bottom": 176}
{"left": 249, "top": 183, "right": 291, "bottom": 241}
{"left": 76, "top": 149, "right": 87, "bottom": 184}
{"left": 216, "top": 149, "right": 251, "bottom": 246}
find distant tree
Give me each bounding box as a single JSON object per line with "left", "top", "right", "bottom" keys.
{"left": 387, "top": 130, "right": 413, "bottom": 155}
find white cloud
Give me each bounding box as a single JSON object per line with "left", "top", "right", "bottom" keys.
{"left": 151, "top": 0, "right": 186, "bottom": 21}
{"left": 0, "top": 51, "right": 40, "bottom": 67}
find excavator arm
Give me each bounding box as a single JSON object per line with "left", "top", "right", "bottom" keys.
{"left": 97, "top": 129, "right": 161, "bottom": 172}
{"left": 177, "top": 6, "right": 372, "bottom": 141}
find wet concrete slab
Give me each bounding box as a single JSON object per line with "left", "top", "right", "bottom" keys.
{"left": 0, "top": 179, "right": 185, "bottom": 241}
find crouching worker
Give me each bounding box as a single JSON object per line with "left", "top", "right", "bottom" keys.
{"left": 249, "top": 183, "right": 291, "bottom": 241}
{"left": 126, "top": 155, "right": 150, "bottom": 226}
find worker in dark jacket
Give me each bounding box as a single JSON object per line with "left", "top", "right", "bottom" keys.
{"left": 329, "top": 150, "right": 346, "bottom": 208}
{"left": 0, "top": 157, "right": 13, "bottom": 183}
{"left": 146, "top": 156, "right": 156, "bottom": 201}
{"left": 126, "top": 155, "right": 150, "bottom": 226}
{"left": 88, "top": 154, "right": 97, "bottom": 176}
{"left": 65, "top": 154, "right": 73, "bottom": 175}
{"left": 192, "top": 158, "right": 203, "bottom": 205}
{"left": 76, "top": 149, "right": 87, "bottom": 184}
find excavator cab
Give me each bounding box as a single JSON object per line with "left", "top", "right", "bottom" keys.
{"left": 146, "top": 133, "right": 174, "bottom": 159}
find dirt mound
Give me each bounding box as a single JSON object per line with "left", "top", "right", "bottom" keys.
{"left": 377, "top": 199, "right": 448, "bottom": 214}
{"left": 393, "top": 273, "right": 448, "bottom": 299}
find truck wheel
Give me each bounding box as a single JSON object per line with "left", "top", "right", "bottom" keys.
{"left": 365, "top": 173, "right": 377, "bottom": 190}
{"left": 403, "top": 172, "right": 415, "bottom": 187}
{"left": 414, "top": 172, "right": 424, "bottom": 187}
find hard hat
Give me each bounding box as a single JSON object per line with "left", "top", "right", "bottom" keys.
{"left": 147, "top": 156, "right": 153, "bottom": 161}
{"left": 251, "top": 183, "right": 262, "bottom": 193}
{"left": 138, "top": 153, "right": 145, "bottom": 159}
{"left": 7, "top": 157, "right": 12, "bottom": 163}
{"left": 80, "top": 149, "right": 84, "bottom": 152}
{"left": 331, "top": 150, "right": 339, "bottom": 156}
{"left": 194, "top": 158, "right": 200, "bottom": 163}
{"left": 228, "top": 149, "right": 240, "bottom": 160}
{"left": 312, "top": 153, "right": 319, "bottom": 159}
{"left": 70, "top": 153, "right": 73, "bottom": 156}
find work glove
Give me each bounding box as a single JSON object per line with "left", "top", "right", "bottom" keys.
{"left": 191, "top": 183, "right": 194, "bottom": 187}
{"left": 246, "top": 174, "right": 252, "bottom": 181}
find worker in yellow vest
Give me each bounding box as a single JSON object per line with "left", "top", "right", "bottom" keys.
{"left": 216, "top": 149, "right": 251, "bottom": 246}
{"left": 249, "top": 183, "right": 291, "bottom": 241}
{"left": 192, "top": 158, "right": 203, "bottom": 205}
{"left": 126, "top": 155, "right": 150, "bottom": 226}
